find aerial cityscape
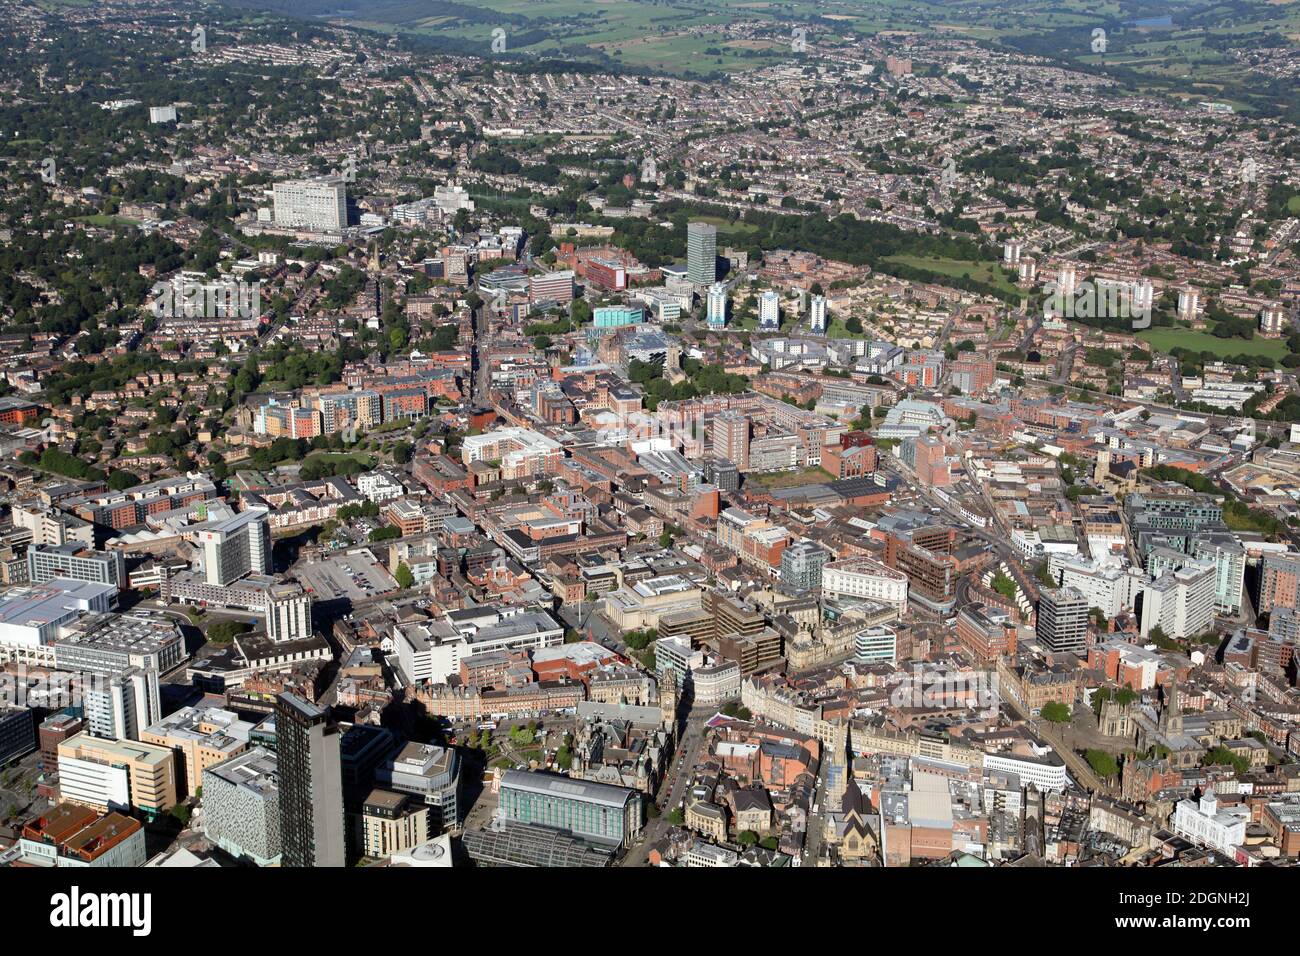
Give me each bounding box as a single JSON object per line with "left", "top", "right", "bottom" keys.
{"left": 0, "top": 0, "right": 1298, "bottom": 893}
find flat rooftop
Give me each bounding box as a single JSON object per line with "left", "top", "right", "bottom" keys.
{"left": 294, "top": 550, "right": 398, "bottom": 602}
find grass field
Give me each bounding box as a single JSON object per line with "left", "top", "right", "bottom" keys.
{"left": 301, "top": 451, "right": 376, "bottom": 468}
{"left": 1137, "top": 328, "right": 1289, "bottom": 362}
{"left": 689, "top": 214, "right": 760, "bottom": 239}
{"left": 825, "top": 315, "right": 865, "bottom": 339}
{"left": 72, "top": 214, "right": 140, "bottom": 227}
{"left": 883, "top": 254, "right": 1021, "bottom": 297}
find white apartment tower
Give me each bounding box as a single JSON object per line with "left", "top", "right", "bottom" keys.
{"left": 759, "top": 290, "right": 780, "bottom": 331}
{"left": 272, "top": 178, "right": 348, "bottom": 232}
{"left": 809, "top": 294, "right": 827, "bottom": 334}
{"left": 706, "top": 282, "right": 728, "bottom": 329}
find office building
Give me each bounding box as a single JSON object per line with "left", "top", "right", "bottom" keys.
{"left": 54, "top": 612, "right": 184, "bottom": 740}
{"left": 57, "top": 733, "right": 178, "bottom": 818}
{"left": 780, "top": 539, "right": 830, "bottom": 592}
{"left": 528, "top": 270, "right": 575, "bottom": 305}
{"left": 461, "top": 427, "right": 563, "bottom": 481}
{"left": 1036, "top": 587, "right": 1089, "bottom": 653}
{"left": 686, "top": 221, "right": 718, "bottom": 285}
{"left": 11, "top": 503, "right": 95, "bottom": 548}
{"left": 982, "top": 746, "right": 1070, "bottom": 793}
{"left": 276, "top": 693, "right": 345, "bottom": 867}
{"left": 266, "top": 582, "right": 313, "bottom": 643}
{"left": 357, "top": 790, "right": 430, "bottom": 858}
{"left": 196, "top": 508, "right": 271, "bottom": 586}
{"left": 17, "top": 803, "right": 147, "bottom": 868}
{"left": 592, "top": 306, "right": 644, "bottom": 330}
{"left": 84, "top": 667, "right": 160, "bottom": 742}
{"left": 272, "top": 178, "right": 347, "bottom": 232}
{"left": 705, "top": 457, "right": 740, "bottom": 493}
{"left": 142, "top": 703, "right": 253, "bottom": 799}
{"left": 203, "top": 747, "right": 281, "bottom": 867}
{"left": 0, "top": 579, "right": 117, "bottom": 667}
{"left": 0, "top": 706, "right": 37, "bottom": 765}
{"left": 822, "top": 557, "right": 909, "bottom": 615}
{"left": 655, "top": 635, "right": 718, "bottom": 698}
{"left": 375, "top": 742, "right": 462, "bottom": 832}
{"left": 396, "top": 609, "right": 564, "bottom": 686}
{"left": 498, "top": 769, "right": 641, "bottom": 849}
{"left": 26, "top": 544, "right": 125, "bottom": 590}
{"left": 1139, "top": 560, "right": 1216, "bottom": 641}
{"left": 39, "top": 711, "right": 86, "bottom": 769}
{"left": 1172, "top": 792, "right": 1247, "bottom": 856}
{"left": 54, "top": 612, "right": 185, "bottom": 677}
{"left": 954, "top": 604, "right": 1017, "bottom": 661}
{"left": 854, "top": 625, "right": 898, "bottom": 664}
{"left": 1047, "top": 554, "right": 1143, "bottom": 618}
{"left": 711, "top": 411, "right": 750, "bottom": 470}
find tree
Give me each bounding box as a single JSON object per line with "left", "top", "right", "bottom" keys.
{"left": 1202, "top": 746, "right": 1250, "bottom": 775}
{"left": 721, "top": 700, "right": 752, "bottom": 720}
{"left": 667, "top": 807, "right": 685, "bottom": 826}
{"left": 207, "top": 619, "right": 252, "bottom": 645}
{"left": 1040, "top": 701, "right": 1071, "bottom": 724}
{"left": 107, "top": 469, "right": 139, "bottom": 491}
{"left": 737, "top": 830, "right": 758, "bottom": 847}
{"left": 394, "top": 563, "right": 415, "bottom": 589}
{"left": 1085, "top": 749, "right": 1120, "bottom": 780}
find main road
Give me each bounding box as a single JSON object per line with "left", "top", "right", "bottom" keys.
{"left": 621, "top": 707, "right": 710, "bottom": 867}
